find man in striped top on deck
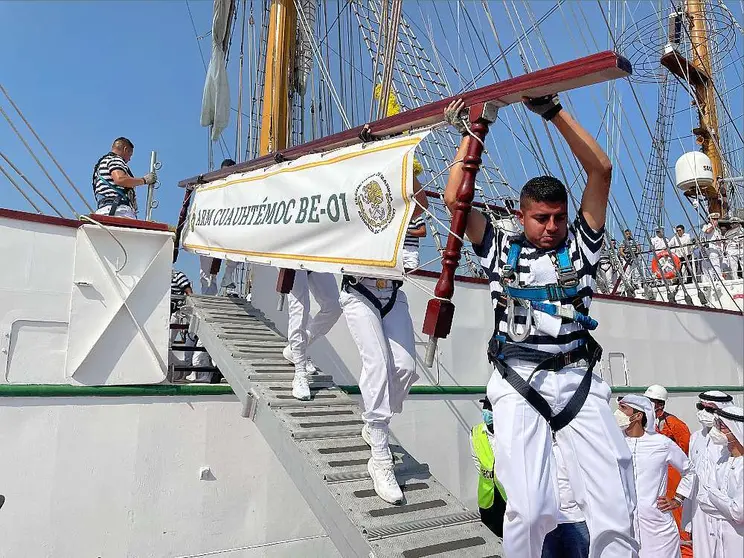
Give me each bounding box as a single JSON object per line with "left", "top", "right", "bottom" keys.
{"left": 170, "top": 270, "right": 193, "bottom": 314}
{"left": 402, "top": 178, "right": 428, "bottom": 271}
{"left": 443, "top": 95, "right": 638, "bottom": 558}
{"left": 92, "top": 137, "right": 157, "bottom": 219}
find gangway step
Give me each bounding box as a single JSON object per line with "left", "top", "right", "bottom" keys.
{"left": 173, "top": 365, "right": 220, "bottom": 373}
{"left": 171, "top": 344, "right": 208, "bottom": 352}
{"left": 185, "top": 295, "right": 502, "bottom": 557}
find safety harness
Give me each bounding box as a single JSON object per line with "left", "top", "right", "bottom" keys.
{"left": 92, "top": 153, "right": 135, "bottom": 216}
{"left": 341, "top": 275, "right": 403, "bottom": 318}
{"left": 487, "top": 235, "right": 603, "bottom": 431}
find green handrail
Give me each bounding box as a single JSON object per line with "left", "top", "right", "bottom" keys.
{"left": 0, "top": 383, "right": 740, "bottom": 398}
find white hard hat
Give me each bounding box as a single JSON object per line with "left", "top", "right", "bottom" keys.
{"left": 644, "top": 384, "right": 668, "bottom": 402}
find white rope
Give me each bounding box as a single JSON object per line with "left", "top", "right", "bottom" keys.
{"left": 78, "top": 215, "right": 129, "bottom": 273}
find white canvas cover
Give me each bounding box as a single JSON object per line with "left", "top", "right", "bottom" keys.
{"left": 200, "top": 0, "right": 233, "bottom": 141}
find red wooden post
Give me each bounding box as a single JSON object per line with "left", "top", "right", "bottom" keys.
{"left": 422, "top": 102, "right": 498, "bottom": 365}
{"left": 275, "top": 268, "right": 296, "bottom": 310}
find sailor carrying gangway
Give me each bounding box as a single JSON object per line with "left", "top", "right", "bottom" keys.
{"left": 441, "top": 94, "right": 639, "bottom": 558}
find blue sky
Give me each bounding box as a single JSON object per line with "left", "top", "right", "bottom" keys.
{"left": 2, "top": 1, "right": 742, "bottom": 283}
{"left": 1, "top": 1, "right": 215, "bottom": 280}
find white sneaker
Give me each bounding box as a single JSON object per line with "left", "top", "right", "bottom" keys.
{"left": 292, "top": 373, "right": 311, "bottom": 401}
{"left": 282, "top": 345, "right": 317, "bottom": 374}
{"left": 367, "top": 458, "right": 403, "bottom": 505}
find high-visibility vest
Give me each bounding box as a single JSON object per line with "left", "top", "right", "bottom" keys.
{"left": 471, "top": 424, "right": 507, "bottom": 509}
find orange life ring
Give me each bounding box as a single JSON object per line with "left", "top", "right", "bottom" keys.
{"left": 651, "top": 250, "right": 681, "bottom": 279}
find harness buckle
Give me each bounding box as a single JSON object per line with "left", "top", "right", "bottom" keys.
{"left": 502, "top": 265, "right": 515, "bottom": 283}
{"left": 506, "top": 297, "right": 532, "bottom": 342}
{"left": 555, "top": 304, "right": 575, "bottom": 320}
{"left": 557, "top": 268, "right": 579, "bottom": 289}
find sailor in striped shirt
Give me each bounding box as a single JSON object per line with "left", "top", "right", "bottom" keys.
{"left": 402, "top": 211, "right": 426, "bottom": 271}
{"left": 92, "top": 137, "right": 157, "bottom": 219}
{"left": 170, "top": 270, "right": 193, "bottom": 314}
{"left": 444, "top": 96, "right": 638, "bottom": 558}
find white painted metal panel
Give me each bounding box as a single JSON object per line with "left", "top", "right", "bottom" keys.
{"left": 0, "top": 397, "right": 339, "bottom": 558}
{"left": 65, "top": 225, "right": 172, "bottom": 385}
{"left": 0, "top": 217, "right": 76, "bottom": 384}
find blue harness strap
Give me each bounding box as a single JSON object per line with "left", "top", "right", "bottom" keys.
{"left": 93, "top": 153, "right": 134, "bottom": 212}
{"left": 487, "top": 235, "right": 603, "bottom": 431}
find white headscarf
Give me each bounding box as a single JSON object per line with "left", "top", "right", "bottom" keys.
{"left": 717, "top": 405, "right": 744, "bottom": 447}
{"left": 621, "top": 394, "right": 656, "bottom": 434}
{"left": 699, "top": 390, "right": 733, "bottom": 408}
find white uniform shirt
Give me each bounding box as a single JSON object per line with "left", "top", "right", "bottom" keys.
{"left": 626, "top": 432, "right": 696, "bottom": 558}
{"left": 667, "top": 233, "right": 692, "bottom": 259}
{"left": 702, "top": 224, "right": 724, "bottom": 256}
{"left": 725, "top": 225, "right": 744, "bottom": 256}
{"left": 651, "top": 236, "right": 667, "bottom": 254}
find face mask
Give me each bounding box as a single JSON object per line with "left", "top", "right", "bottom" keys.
{"left": 482, "top": 409, "right": 493, "bottom": 426}
{"left": 697, "top": 409, "right": 715, "bottom": 428}
{"left": 709, "top": 427, "right": 730, "bottom": 446}
{"left": 614, "top": 409, "right": 631, "bottom": 430}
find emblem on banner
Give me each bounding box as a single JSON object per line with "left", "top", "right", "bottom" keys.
{"left": 187, "top": 210, "right": 196, "bottom": 235}
{"left": 355, "top": 173, "right": 395, "bottom": 234}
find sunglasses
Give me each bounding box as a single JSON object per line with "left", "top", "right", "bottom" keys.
{"left": 696, "top": 402, "right": 717, "bottom": 412}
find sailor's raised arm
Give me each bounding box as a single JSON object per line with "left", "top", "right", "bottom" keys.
{"left": 525, "top": 95, "right": 612, "bottom": 231}
{"left": 442, "top": 99, "right": 488, "bottom": 245}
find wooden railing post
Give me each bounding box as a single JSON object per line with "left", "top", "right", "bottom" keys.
{"left": 422, "top": 102, "right": 498, "bottom": 366}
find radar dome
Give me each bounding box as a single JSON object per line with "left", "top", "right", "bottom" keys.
{"left": 675, "top": 152, "right": 714, "bottom": 191}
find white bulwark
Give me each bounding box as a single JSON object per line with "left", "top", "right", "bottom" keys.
{"left": 182, "top": 132, "right": 428, "bottom": 279}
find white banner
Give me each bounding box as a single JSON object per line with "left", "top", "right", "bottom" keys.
{"left": 182, "top": 132, "right": 428, "bottom": 278}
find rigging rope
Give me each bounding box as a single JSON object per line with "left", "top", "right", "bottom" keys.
{"left": 0, "top": 105, "right": 78, "bottom": 217}
{"left": 0, "top": 161, "right": 43, "bottom": 214}
{"left": 0, "top": 151, "right": 64, "bottom": 216}
{"left": 0, "top": 84, "right": 93, "bottom": 212}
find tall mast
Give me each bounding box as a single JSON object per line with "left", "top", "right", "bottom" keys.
{"left": 260, "top": 0, "right": 297, "bottom": 155}
{"left": 686, "top": 0, "right": 726, "bottom": 215}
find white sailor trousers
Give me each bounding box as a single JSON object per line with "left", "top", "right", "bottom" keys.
{"left": 94, "top": 204, "right": 137, "bottom": 219}
{"left": 487, "top": 361, "right": 639, "bottom": 558}
{"left": 702, "top": 250, "right": 723, "bottom": 282}
{"left": 287, "top": 271, "right": 342, "bottom": 366}
{"left": 220, "top": 260, "right": 240, "bottom": 289}
{"left": 340, "top": 284, "right": 418, "bottom": 426}
{"left": 199, "top": 256, "right": 218, "bottom": 295}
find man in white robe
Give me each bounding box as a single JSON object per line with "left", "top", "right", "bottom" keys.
{"left": 616, "top": 395, "right": 696, "bottom": 558}
{"left": 677, "top": 391, "right": 733, "bottom": 557}
{"left": 697, "top": 405, "right": 744, "bottom": 557}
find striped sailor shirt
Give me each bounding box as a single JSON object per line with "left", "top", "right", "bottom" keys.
{"left": 171, "top": 270, "right": 192, "bottom": 313}
{"left": 93, "top": 152, "right": 136, "bottom": 208}
{"left": 472, "top": 212, "right": 604, "bottom": 354}
{"left": 404, "top": 215, "right": 426, "bottom": 251}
